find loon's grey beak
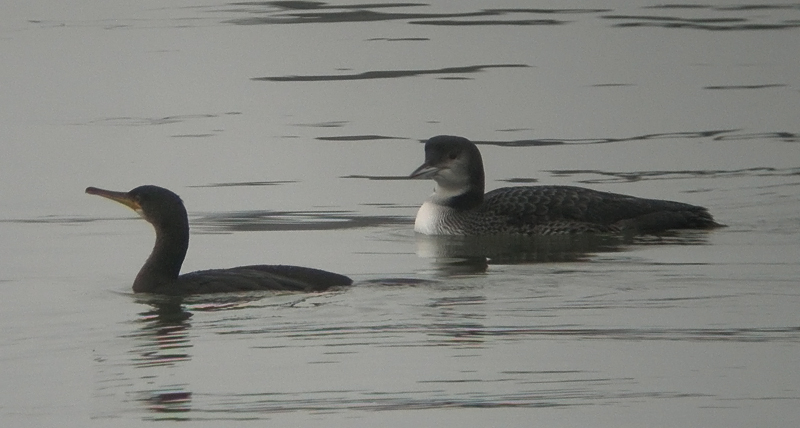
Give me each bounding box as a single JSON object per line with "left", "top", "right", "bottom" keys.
{"left": 410, "top": 163, "right": 440, "bottom": 179}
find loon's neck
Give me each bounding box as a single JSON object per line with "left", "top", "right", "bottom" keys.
{"left": 431, "top": 186, "right": 484, "bottom": 210}
{"left": 430, "top": 167, "right": 485, "bottom": 210}
{"left": 414, "top": 145, "right": 487, "bottom": 233}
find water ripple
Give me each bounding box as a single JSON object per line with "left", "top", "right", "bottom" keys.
{"left": 185, "top": 387, "right": 702, "bottom": 417}
{"left": 316, "top": 135, "right": 402, "bottom": 141}
{"left": 221, "top": 321, "right": 800, "bottom": 345}
{"left": 84, "top": 113, "right": 238, "bottom": 127}
{"left": 252, "top": 64, "right": 529, "bottom": 82}
{"left": 458, "top": 130, "right": 800, "bottom": 147}
{"left": 548, "top": 166, "right": 800, "bottom": 184}
{"left": 223, "top": 2, "right": 606, "bottom": 26}
{"left": 409, "top": 19, "right": 566, "bottom": 26}
{"left": 704, "top": 84, "right": 787, "bottom": 90}
{"left": 603, "top": 7, "right": 800, "bottom": 31}
{"left": 189, "top": 180, "right": 298, "bottom": 188}
{"left": 193, "top": 209, "right": 410, "bottom": 232}
{"left": 453, "top": 326, "right": 800, "bottom": 343}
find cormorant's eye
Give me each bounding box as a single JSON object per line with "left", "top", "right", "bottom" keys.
{"left": 448, "top": 151, "right": 458, "bottom": 160}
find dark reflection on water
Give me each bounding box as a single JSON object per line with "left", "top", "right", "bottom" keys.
{"left": 226, "top": 7, "right": 493, "bottom": 26}
{"left": 500, "top": 178, "right": 539, "bottom": 183}
{"left": 410, "top": 18, "right": 567, "bottom": 26}
{"left": 367, "top": 37, "right": 429, "bottom": 41}
{"left": 714, "top": 131, "right": 800, "bottom": 143}
{"left": 223, "top": 2, "right": 607, "bottom": 26}
{"left": 316, "top": 134, "right": 403, "bottom": 141}
{"left": 220, "top": 1, "right": 799, "bottom": 32}
{"left": 591, "top": 83, "right": 636, "bottom": 87}
{"left": 190, "top": 388, "right": 703, "bottom": 415}
{"left": 101, "top": 282, "right": 797, "bottom": 420}
{"left": 646, "top": 4, "right": 800, "bottom": 11}
{"left": 84, "top": 113, "right": 239, "bottom": 127}
{"left": 121, "top": 293, "right": 314, "bottom": 418}
{"left": 143, "top": 390, "right": 193, "bottom": 416}
{"left": 343, "top": 174, "right": 414, "bottom": 181}
{"left": 294, "top": 120, "right": 348, "bottom": 128}
{"left": 416, "top": 234, "right": 625, "bottom": 275}
{"left": 415, "top": 231, "right": 716, "bottom": 276}
{"left": 427, "top": 326, "right": 800, "bottom": 343}
{"left": 359, "top": 277, "right": 440, "bottom": 287}
{"left": 171, "top": 133, "right": 215, "bottom": 139}
{"left": 1, "top": 216, "right": 96, "bottom": 225}
{"left": 123, "top": 300, "right": 194, "bottom": 417}
{"left": 28, "top": 1, "right": 800, "bottom": 34}
{"left": 328, "top": 129, "right": 798, "bottom": 148}
{"left": 471, "top": 129, "right": 734, "bottom": 147}
{"left": 127, "top": 299, "right": 192, "bottom": 369}
{"left": 185, "top": 299, "right": 793, "bottom": 416}
{"left": 458, "top": 130, "right": 800, "bottom": 147}
{"left": 219, "top": 305, "right": 800, "bottom": 347}
{"left": 190, "top": 180, "right": 298, "bottom": 188}
{"left": 512, "top": 325, "right": 797, "bottom": 343}
{"left": 549, "top": 166, "right": 800, "bottom": 184}
{"left": 704, "top": 84, "right": 787, "bottom": 90}
{"left": 9, "top": 208, "right": 412, "bottom": 233}
{"left": 603, "top": 8, "right": 800, "bottom": 31}
{"left": 193, "top": 209, "right": 410, "bottom": 232}
{"left": 252, "top": 64, "right": 529, "bottom": 82}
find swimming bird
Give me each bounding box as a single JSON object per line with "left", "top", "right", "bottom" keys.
{"left": 409, "top": 135, "right": 721, "bottom": 236}
{"left": 86, "top": 185, "right": 352, "bottom": 295}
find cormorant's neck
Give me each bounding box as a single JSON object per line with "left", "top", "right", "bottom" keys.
{"left": 133, "top": 218, "right": 189, "bottom": 293}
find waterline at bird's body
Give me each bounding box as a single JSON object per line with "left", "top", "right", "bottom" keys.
{"left": 410, "top": 136, "right": 722, "bottom": 236}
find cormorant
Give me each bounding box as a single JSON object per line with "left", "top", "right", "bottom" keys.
{"left": 86, "top": 185, "right": 352, "bottom": 294}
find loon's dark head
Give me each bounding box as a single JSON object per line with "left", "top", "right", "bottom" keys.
{"left": 410, "top": 135, "right": 486, "bottom": 209}
{"left": 410, "top": 135, "right": 485, "bottom": 196}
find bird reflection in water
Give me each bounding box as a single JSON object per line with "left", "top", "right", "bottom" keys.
{"left": 132, "top": 299, "right": 192, "bottom": 368}
{"left": 130, "top": 297, "right": 193, "bottom": 416}
{"left": 128, "top": 293, "right": 290, "bottom": 416}
{"left": 415, "top": 231, "right": 713, "bottom": 276}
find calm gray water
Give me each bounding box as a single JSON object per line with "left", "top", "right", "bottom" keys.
{"left": 1, "top": 1, "right": 799, "bottom": 426}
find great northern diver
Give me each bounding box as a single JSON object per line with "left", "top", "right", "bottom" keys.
{"left": 409, "top": 135, "right": 721, "bottom": 236}
{"left": 87, "top": 185, "right": 352, "bottom": 295}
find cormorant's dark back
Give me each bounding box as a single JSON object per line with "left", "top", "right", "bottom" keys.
{"left": 86, "top": 185, "right": 352, "bottom": 294}
{"left": 409, "top": 135, "right": 722, "bottom": 236}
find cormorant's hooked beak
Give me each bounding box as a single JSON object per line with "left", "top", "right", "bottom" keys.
{"left": 409, "top": 162, "right": 440, "bottom": 179}
{"left": 86, "top": 187, "right": 142, "bottom": 214}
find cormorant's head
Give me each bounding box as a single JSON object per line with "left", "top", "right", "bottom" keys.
{"left": 86, "top": 185, "right": 186, "bottom": 228}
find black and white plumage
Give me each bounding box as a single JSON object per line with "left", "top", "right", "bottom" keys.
{"left": 409, "top": 135, "right": 721, "bottom": 236}
{"left": 87, "top": 185, "right": 352, "bottom": 295}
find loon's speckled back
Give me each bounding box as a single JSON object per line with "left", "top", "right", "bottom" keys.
{"left": 409, "top": 135, "right": 721, "bottom": 236}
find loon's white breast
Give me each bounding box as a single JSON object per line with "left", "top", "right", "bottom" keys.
{"left": 414, "top": 200, "right": 454, "bottom": 235}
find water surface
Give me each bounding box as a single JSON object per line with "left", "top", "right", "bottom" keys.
{"left": 1, "top": 1, "right": 799, "bottom": 426}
